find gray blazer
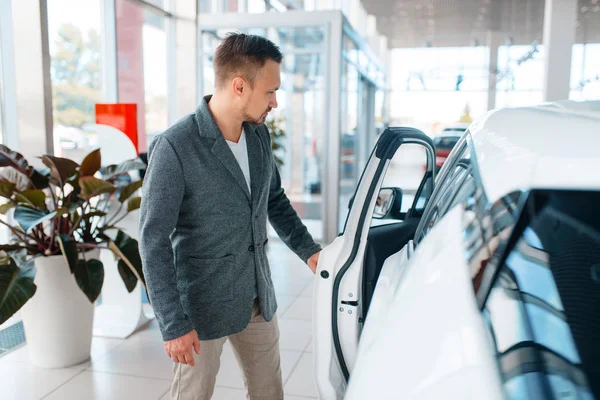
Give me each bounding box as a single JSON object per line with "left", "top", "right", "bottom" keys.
{"left": 139, "top": 95, "right": 321, "bottom": 341}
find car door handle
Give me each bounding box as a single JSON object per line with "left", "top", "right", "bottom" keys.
{"left": 341, "top": 300, "right": 359, "bottom": 307}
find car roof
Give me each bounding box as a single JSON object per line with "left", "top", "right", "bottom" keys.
{"left": 470, "top": 100, "right": 600, "bottom": 204}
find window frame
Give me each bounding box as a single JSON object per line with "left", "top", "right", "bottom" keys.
{"left": 414, "top": 133, "right": 472, "bottom": 244}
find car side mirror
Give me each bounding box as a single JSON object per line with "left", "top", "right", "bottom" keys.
{"left": 373, "top": 187, "right": 403, "bottom": 219}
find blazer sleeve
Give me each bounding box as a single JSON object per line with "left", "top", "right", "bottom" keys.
{"left": 263, "top": 126, "right": 322, "bottom": 263}
{"left": 139, "top": 135, "right": 194, "bottom": 341}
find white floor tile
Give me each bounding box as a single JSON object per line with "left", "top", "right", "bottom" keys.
{"left": 278, "top": 319, "right": 312, "bottom": 352}
{"left": 159, "top": 389, "right": 170, "bottom": 400}
{"left": 274, "top": 295, "right": 297, "bottom": 316}
{"left": 215, "top": 342, "right": 302, "bottom": 390}
{"left": 0, "top": 336, "right": 124, "bottom": 367}
{"left": 305, "top": 339, "right": 313, "bottom": 353}
{"left": 215, "top": 342, "right": 245, "bottom": 389}
{"left": 44, "top": 370, "right": 170, "bottom": 400}
{"left": 285, "top": 353, "right": 318, "bottom": 398}
{"left": 285, "top": 396, "right": 318, "bottom": 400}
{"left": 280, "top": 350, "right": 303, "bottom": 384}
{"left": 0, "top": 361, "right": 82, "bottom": 400}
{"left": 281, "top": 297, "right": 313, "bottom": 321}
{"left": 298, "top": 281, "right": 315, "bottom": 298}
{"left": 211, "top": 386, "right": 248, "bottom": 400}
{"left": 89, "top": 332, "right": 173, "bottom": 380}
{"left": 272, "top": 277, "right": 313, "bottom": 297}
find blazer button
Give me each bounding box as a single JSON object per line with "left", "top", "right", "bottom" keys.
{"left": 248, "top": 245, "right": 255, "bottom": 252}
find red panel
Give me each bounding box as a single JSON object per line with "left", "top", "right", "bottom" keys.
{"left": 95, "top": 103, "right": 139, "bottom": 154}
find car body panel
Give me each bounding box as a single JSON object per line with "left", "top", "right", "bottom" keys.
{"left": 470, "top": 100, "right": 600, "bottom": 204}
{"left": 345, "top": 207, "right": 504, "bottom": 400}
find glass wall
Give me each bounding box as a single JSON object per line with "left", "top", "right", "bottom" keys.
{"left": 570, "top": 43, "right": 600, "bottom": 101}
{"left": 47, "top": 0, "right": 104, "bottom": 161}
{"left": 338, "top": 30, "right": 386, "bottom": 232}
{"left": 141, "top": 9, "right": 168, "bottom": 146}
{"left": 495, "top": 44, "right": 546, "bottom": 108}
{"left": 116, "top": 0, "right": 169, "bottom": 152}
{"left": 389, "top": 46, "right": 489, "bottom": 134}
{"left": 338, "top": 60, "right": 359, "bottom": 230}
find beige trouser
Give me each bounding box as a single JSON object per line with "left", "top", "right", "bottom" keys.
{"left": 170, "top": 300, "right": 283, "bottom": 400}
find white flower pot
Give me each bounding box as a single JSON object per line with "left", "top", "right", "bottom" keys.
{"left": 21, "top": 250, "right": 99, "bottom": 368}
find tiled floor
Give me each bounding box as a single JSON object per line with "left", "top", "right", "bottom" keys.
{"left": 0, "top": 239, "right": 318, "bottom": 400}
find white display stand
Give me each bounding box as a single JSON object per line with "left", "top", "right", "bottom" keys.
{"left": 92, "top": 123, "right": 154, "bottom": 339}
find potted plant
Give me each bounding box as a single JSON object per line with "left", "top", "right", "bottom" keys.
{"left": 265, "top": 115, "right": 286, "bottom": 169}
{"left": 0, "top": 145, "right": 146, "bottom": 368}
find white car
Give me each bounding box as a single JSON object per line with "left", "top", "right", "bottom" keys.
{"left": 313, "top": 100, "right": 600, "bottom": 399}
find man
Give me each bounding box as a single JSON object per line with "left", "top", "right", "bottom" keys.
{"left": 139, "top": 33, "right": 321, "bottom": 400}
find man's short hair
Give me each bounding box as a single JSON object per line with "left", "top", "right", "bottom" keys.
{"left": 213, "top": 33, "right": 283, "bottom": 88}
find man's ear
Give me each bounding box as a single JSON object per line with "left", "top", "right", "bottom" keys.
{"left": 232, "top": 77, "right": 245, "bottom": 97}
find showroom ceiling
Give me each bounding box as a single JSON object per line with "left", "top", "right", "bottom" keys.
{"left": 362, "top": 0, "right": 600, "bottom": 48}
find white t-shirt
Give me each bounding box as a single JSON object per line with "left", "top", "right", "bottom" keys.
{"left": 226, "top": 129, "right": 251, "bottom": 194}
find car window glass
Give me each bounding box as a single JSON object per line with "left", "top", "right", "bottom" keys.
{"left": 480, "top": 190, "right": 600, "bottom": 399}
{"left": 415, "top": 144, "right": 471, "bottom": 241}
{"left": 371, "top": 144, "right": 429, "bottom": 227}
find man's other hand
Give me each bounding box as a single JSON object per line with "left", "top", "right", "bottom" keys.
{"left": 307, "top": 251, "right": 320, "bottom": 274}
{"left": 164, "top": 330, "right": 201, "bottom": 366}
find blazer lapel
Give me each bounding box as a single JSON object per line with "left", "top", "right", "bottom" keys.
{"left": 245, "top": 124, "right": 264, "bottom": 209}
{"left": 211, "top": 136, "right": 251, "bottom": 204}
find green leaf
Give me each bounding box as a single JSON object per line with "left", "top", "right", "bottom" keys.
{"left": 14, "top": 206, "right": 57, "bottom": 233}
{"left": 41, "top": 155, "right": 79, "bottom": 187}
{"left": 79, "top": 149, "right": 101, "bottom": 177}
{"left": 0, "top": 146, "right": 49, "bottom": 190}
{"left": 118, "top": 261, "right": 138, "bottom": 293}
{"left": 14, "top": 190, "right": 46, "bottom": 208}
{"left": 57, "top": 234, "right": 78, "bottom": 274}
{"left": 104, "top": 160, "right": 146, "bottom": 181}
{"left": 0, "top": 203, "right": 15, "bottom": 215}
{"left": 119, "top": 180, "right": 143, "bottom": 202}
{"left": 0, "top": 145, "right": 30, "bottom": 172}
{"left": 74, "top": 258, "right": 104, "bottom": 303}
{"left": 127, "top": 197, "right": 141, "bottom": 212}
{"left": 0, "top": 180, "right": 16, "bottom": 198}
{"left": 109, "top": 230, "right": 145, "bottom": 289}
{"left": 78, "top": 177, "right": 116, "bottom": 201}
{"left": 0, "top": 253, "right": 37, "bottom": 325}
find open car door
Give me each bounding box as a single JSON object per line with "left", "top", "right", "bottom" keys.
{"left": 313, "top": 127, "right": 436, "bottom": 399}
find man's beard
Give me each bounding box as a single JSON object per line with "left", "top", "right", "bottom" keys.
{"left": 242, "top": 106, "right": 272, "bottom": 125}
